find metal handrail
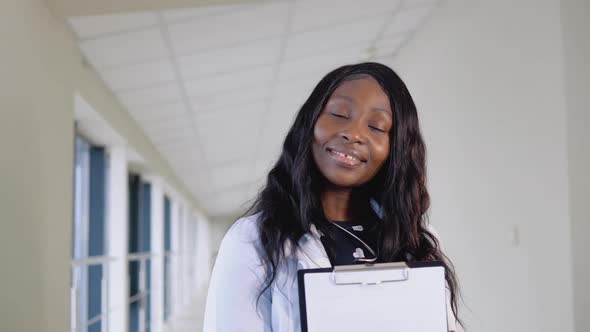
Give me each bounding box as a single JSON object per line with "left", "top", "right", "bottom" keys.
{"left": 128, "top": 290, "right": 150, "bottom": 305}
{"left": 71, "top": 255, "right": 116, "bottom": 267}
{"left": 127, "top": 253, "right": 154, "bottom": 332}
{"left": 71, "top": 253, "right": 159, "bottom": 332}
{"left": 71, "top": 263, "right": 111, "bottom": 332}
{"left": 127, "top": 252, "right": 158, "bottom": 261}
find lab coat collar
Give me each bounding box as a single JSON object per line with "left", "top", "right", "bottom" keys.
{"left": 297, "top": 224, "right": 331, "bottom": 268}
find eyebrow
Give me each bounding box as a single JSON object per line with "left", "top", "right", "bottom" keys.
{"left": 371, "top": 107, "right": 391, "bottom": 115}
{"left": 331, "top": 94, "right": 356, "bottom": 104}
{"left": 331, "top": 94, "right": 392, "bottom": 115}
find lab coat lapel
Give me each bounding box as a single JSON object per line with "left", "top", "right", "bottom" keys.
{"left": 297, "top": 224, "right": 331, "bottom": 268}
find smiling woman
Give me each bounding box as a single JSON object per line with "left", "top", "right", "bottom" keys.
{"left": 203, "top": 62, "right": 462, "bottom": 332}
{"left": 312, "top": 77, "right": 392, "bottom": 188}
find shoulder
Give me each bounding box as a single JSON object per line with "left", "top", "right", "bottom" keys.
{"left": 223, "top": 213, "right": 262, "bottom": 243}
{"left": 216, "top": 213, "right": 263, "bottom": 260}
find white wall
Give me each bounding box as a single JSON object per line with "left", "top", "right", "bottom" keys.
{"left": 560, "top": 1, "right": 590, "bottom": 331}
{"left": 0, "top": 0, "right": 205, "bottom": 330}
{"left": 390, "top": 1, "right": 574, "bottom": 331}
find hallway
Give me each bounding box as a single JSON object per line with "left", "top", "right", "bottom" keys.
{"left": 164, "top": 289, "right": 207, "bottom": 332}
{"left": 1, "top": 0, "right": 588, "bottom": 331}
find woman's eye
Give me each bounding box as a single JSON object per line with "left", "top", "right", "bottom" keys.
{"left": 369, "top": 126, "right": 386, "bottom": 133}
{"left": 330, "top": 112, "right": 348, "bottom": 119}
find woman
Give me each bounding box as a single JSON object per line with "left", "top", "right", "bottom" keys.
{"left": 203, "top": 62, "right": 461, "bottom": 331}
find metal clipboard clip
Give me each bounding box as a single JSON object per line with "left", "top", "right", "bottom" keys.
{"left": 331, "top": 262, "right": 409, "bottom": 286}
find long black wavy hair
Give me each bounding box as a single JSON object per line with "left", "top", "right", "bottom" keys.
{"left": 244, "top": 62, "right": 461, "bottom": 324}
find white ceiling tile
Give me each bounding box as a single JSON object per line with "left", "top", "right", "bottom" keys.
{"left": 284, "top": 17, "right": 387, "bottom": 60}
{"left": 191, "top": 85, "right": 270, "bottom": 112}
{"left": 80, "top": 28, "right": 167, "bottom": 68}
{"left": 194, "top": 101, "right": 266, "bottom": 124}
{"left": 68, "top": 12, "right": 158, "bottom": 39}
{"left": 168, "top": 155, "right": 204, "bottom": 178}
{"left": 258, "top": 123, "right": 291, "bottom": 159}
{"left": 210, "top": 159, "right": 255, "bottom": 190}
{"left": 258, "top": 139, "right": 283, "bottom": 162}
{"left": 184, "top": 65, "right": 274, "bottom": 97}
{"left": 198, "top": 137, "right": 258, "bottom": 167}
{"left": 160, "top": 141, "right": 192, "bottom": 155}
{"left": 161, "top": 152, "right": 194, "bottom": 170}
{"left": 150, "top": 130, "right": 193, "bottom": 146}
{"left": 204, "top": 188, "right": 252, "bottom": 216}
{"left": 100, "top": 59, "right": 176, "bottom": 91}
{"left": 190, "top": 189, "right": 210, "bottom": 206}
{"left": 161, "top": 148, "right": 193, "bottom": 165}
{"left": 292, "top": 0, "right": 401, "bottom": 32}
{"left": 128, "top": 101, "right": 187, "bottom": 123}
{"left": 405, "top": 0, "right": 440, "bottom": 6}
{"left": 142, "top": 116, "right": 192, "bottom": 135}
{"left": 383, "top": 4, "right": 437, "bottom": 36}
{"left": 144, "top": 128, "right": 193, "bottom": 145}
{"left": 177, "top": 38, "right": 282, "bottom": 79}
{"left": 258, "top": 100, "right": 299, "bottom": 158}
{"left": 273, "top": 76, "right": 322, "bottom": 106}
{"left": 277, "top": 47, "right": 361, "bottom": 81}
{"left": 242, "top": 183, "right": 260, "bottom": 203}
{"left": 168, "top": 2, "right": 288, "bottom": 56}
{"left": 266, "top": 98, "right": 301, "bottom": 126}
{"left": 374, "top": 34, "right": 408, "bottom": 57}
{"left": 153, "top": 136, "right": 193, "bottom": 150}
{"left": 117, "top": 82, "right": 182, "bottom": 109}
{"left": 254, "top": 158, "right": 275, "bottom": 183}
{"left": 162, "top": 3, "right": 249, "bottom": 22}
{"left": 177, "top": 165, "right": 208, "bottom": 185}
{"left": 196, "top": 102, "right": 264, "bottom": 165}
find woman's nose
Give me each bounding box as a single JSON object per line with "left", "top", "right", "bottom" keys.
{"left": 340, "top": 121, "right": 367, "bottom": 144}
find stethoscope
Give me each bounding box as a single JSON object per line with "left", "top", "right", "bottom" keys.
{"left": 326, "top": 219, "right": 378, "bottom": 264}
{"left": 302, "top": 199, "right": 383, "bottom": 266}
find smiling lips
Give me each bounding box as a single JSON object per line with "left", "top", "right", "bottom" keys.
{"left": 327, "top": 148, "right": 366, "bottom": 167}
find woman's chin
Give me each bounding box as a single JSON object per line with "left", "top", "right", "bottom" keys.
{"left": 322, "top": 172, "right": 369, "bottom": 189}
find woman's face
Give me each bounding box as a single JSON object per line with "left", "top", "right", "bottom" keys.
{"left": 312, "top": 77, "right": 393, "bottom": 188}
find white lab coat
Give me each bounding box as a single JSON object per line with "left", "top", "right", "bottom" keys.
{"left": 203, "top": 212, "right": 460, "bottom": 332}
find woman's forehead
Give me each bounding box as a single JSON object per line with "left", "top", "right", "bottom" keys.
{"left": 328, "top": 77, "right": 392, "bottom": 112}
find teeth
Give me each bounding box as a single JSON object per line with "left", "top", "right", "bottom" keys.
{"left": 333, "top": 151, "right": 358, "bottom": 161}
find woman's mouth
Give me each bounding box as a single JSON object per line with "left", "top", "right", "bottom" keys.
{"left": 327, "top": 148, "right": 364, "bottom": 167}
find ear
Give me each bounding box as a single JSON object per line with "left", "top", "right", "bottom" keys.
{"left": 369, "top": 198, "right": 383, "bottom": 219}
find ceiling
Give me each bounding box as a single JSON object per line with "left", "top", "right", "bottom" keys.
{"left": 66, "top": 0, "right": 441, "bottom": 217}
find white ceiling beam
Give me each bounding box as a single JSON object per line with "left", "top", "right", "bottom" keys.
{"left": 47, "top": 0, "right": 261, "bottom": 17}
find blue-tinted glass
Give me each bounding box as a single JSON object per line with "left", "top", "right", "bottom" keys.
{"left": 87, "top": 146, "right": 106, "bottom": 332}
{"left": 128, "top": 175, "right": 141, "bottom": 254}
{"left": 141, "top": 183, "right": 151, "bottom": 253}
{"left": 163, "top": 197, "right": 171, "bottom": 321}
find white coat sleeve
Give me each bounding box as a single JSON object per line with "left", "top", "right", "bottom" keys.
{"left": 203, "top": 217, "right": 272, "bottom": 332}
{"left": 425, "top": 224, "right": 463, "bottom": 332}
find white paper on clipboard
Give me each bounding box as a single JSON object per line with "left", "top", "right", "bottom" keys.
{"left": 298, "top": 261, "right": 448, "bottom": 332}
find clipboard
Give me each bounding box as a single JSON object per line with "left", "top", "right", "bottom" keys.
{"left": 298, "top": 261, "right": 448, "bottom": 332}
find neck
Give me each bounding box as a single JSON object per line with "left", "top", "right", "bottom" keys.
{"left": 321, "top": 185, "right": 365, "bottom": 222}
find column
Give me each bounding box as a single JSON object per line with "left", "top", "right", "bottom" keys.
{"left": 106, "top": 146, "right": 128, "bottom": 332}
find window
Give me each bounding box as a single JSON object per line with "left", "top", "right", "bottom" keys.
{"left": 71, "top": 135, "right": 109, "bottom": 332}
{"left": 128, "top": 175, "right": 151, "bottom": 332}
